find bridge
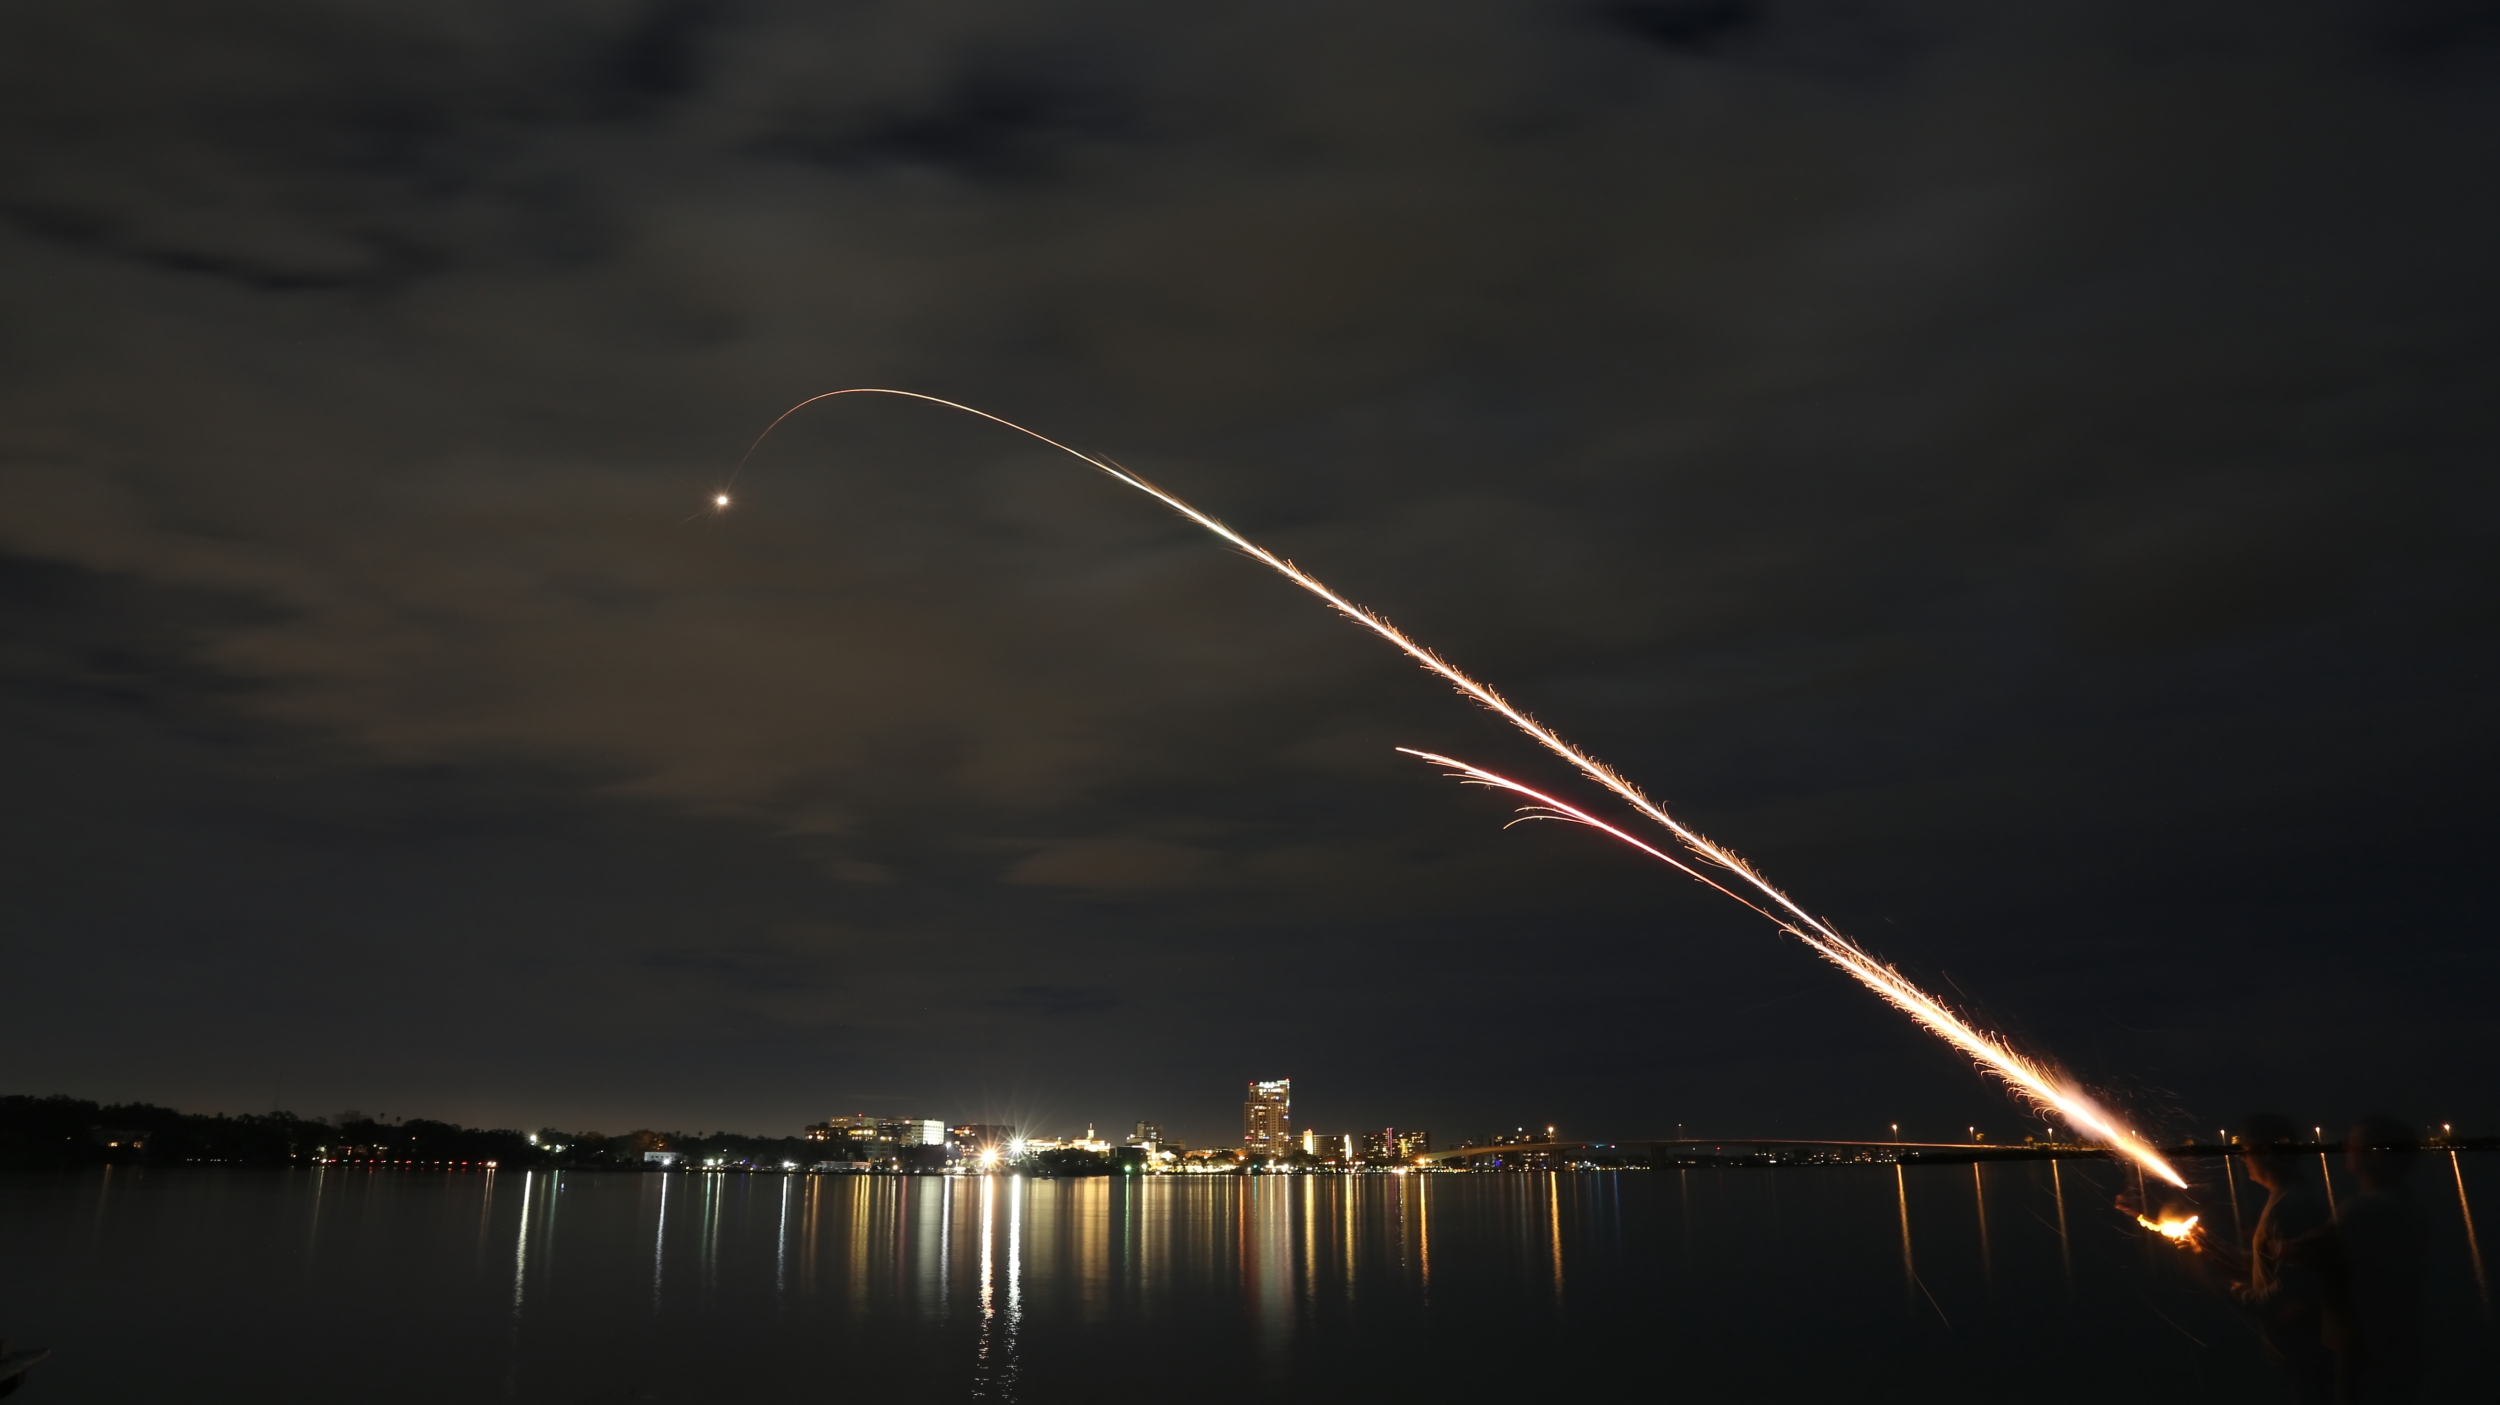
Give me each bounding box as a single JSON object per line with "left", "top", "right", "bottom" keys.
{"left": 1415, "top": 1138, "right": 2120, "bottom": 1169}
{"left": 1412, "top": 1136, "right": 2485, "bottom": 1169}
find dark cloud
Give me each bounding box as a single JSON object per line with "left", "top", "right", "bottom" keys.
{"left": 0, "top": 0, "right": 2493, "bottom": 1145}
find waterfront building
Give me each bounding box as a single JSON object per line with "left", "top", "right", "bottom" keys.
{"left": 1299, "top": 1130, "right": 1357, "bottom": 1161}
{"left": 1396, "top": 1129, "right": 1432, "bottom": 1159}
{"left": 803, "top": 1113, "right": 882, "bottom": 1143}
{"left": 1243, "top": 1079, "right": 1292, "bottom": 1154}
{"left": 951, "top": 1124, "right": 1014, "bottom": 1155}
{"left": 878, "top": 1118, "right": 946, "bottom": 1147}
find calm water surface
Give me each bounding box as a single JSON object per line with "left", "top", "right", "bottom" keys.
{"left": 5, "top": 1158, "right": 2494, "bottom": 1401}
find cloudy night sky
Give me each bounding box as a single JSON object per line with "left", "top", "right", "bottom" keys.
{"left": 2, "top": 0, "right": 2494, "bottom": 1149}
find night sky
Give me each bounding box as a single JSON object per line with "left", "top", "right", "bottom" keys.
{"left": 3, "top": 0, "right": 2494, "bottom": 1150}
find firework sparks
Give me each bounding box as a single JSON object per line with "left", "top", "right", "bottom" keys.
{"left": 736, "top": 388, "right": 2189, "bottom": 1190}
{"left": 2136, "top": 1212, "right": 2202, "bottom": 1244}
{"left": 1399, "top": 750, "right": 2186, "bottom": 1187}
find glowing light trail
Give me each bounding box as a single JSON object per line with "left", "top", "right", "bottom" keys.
{"left": 737, "top": 389, "right": 2187, "bottom": 1190}
{"left": 1397, "top": 749, "right": 2185, "bottom": 1187}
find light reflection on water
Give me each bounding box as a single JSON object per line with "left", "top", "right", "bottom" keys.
{"left": 5, "top": 1160, "right": 2496, "bottom": 1401}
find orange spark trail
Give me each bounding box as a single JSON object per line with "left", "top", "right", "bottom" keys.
{"left": 739, "top": 389, "right": 2187, "bottom": 1190}
{"left": 1398, "top": 750, "right": 2184, "bottom": 1187}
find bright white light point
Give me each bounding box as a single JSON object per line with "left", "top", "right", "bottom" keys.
{"left": 714, "top": 493, "right": 730, "bottom": 507}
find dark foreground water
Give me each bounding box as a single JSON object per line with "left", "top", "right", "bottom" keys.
{"left": 4, "top": 1158, "right": 2494, "bottom": 1402}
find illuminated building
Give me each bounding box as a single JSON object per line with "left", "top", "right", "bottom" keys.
{"left": 1242, "top": 1079, "right": 1291, "bottom": 1154}
{"left": 1130, "top": 1119, "right": 1165, "bottom": 1148}
{"left": 878, "top": 1119, "right": 946, "bottom": 1147}
{"left": 951, "top": 1124, "right": 1013, "bottom": 1155}
{"left": 803, "top": 1113, "right": 881, "bottom": 1143}
{"left": 1356, "top": 1128, "right": 1431, "bottom": 1161}
{"left": 1302, "top": 1131, "right": 1355, "bottom": 1161}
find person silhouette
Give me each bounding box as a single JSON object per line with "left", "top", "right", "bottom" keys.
{"left": 2334, "top": 1114, "right": 2426, "bottom": 1403}
{"left": 2201, "top": 1113, "right": 2347, "bottom": 1403}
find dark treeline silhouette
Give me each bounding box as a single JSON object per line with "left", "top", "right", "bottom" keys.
{"left": 0, "top": 1094, "right": 828, "bottom": 1171}
{"left": 1030, "top": 1146, "right": 1116, "bottom": 1176}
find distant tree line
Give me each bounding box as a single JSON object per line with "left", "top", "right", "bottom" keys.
{"left": 0, "top": 1094, "right": 827, "bottom": 1172}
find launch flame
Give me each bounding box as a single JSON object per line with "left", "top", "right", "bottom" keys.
{"left": 2137, "top": 1212, "right": 2202, "bottom": 1243}
{"left": 738, "top": 389, "right": 2188, "bottom": 1190}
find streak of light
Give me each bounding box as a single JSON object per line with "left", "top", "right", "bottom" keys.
{"left": 738, "top": 389, "right": 2184, "bottom": 1190}
{"left": 2320, "top": 1152, "right": 2339, "bottom": 1221}
{"left": 540, "top": 1170, "right": 559, "bottom": 1296}
{"left": 512, "top": 1170, "right": 534, "bottom": 1315}
{"left": 1343, "top": 1174, "right": 1355, "bottom": 1298}
{"left": 1548, "top": 1172, "right": 1565, "bottom": 1302}
{"left": 776, "top": 1174, "right": 791, "bottom": 1305}
{"left": 1006, "top": 1177, "right": 1024, "bottom": 1396}
{"left": 2223, "top": 1154, "right": 2245, "bottom": 1243}
{"left": 1419, "top": 1176, "right": 1431, "bottom": 1294}
{"left": 652, "top": 1172, "right": 668, "bottom": 1313}
{"left": 1402, "top": 749, "right": 2187, "bottom": 1188}
{"left": 1302, "top": 1173, "right": 1317, "bottom": 1305}
{"left": 803, "top": 1177, "right": 819, "bottom": 1298}
{"left": 2455, "top": 1151, "right": 2490, "bottom": 1306}
{"left": 974, "top": 1176, "right": 998, "bottom": 1399}
{"left": 1971, "top": 1163, "right": 1992, "bottom": 1283}
{"left": 471, "top": 1167, "right": 491, "bottom": 1275}
{"left": 937, "top": 1179, "right": 953, "bottom": 1322}
{"left": 1897, "top": 1166, "right": 1950, "bottom": 1329}
{"left": 1896, "top": 1165, "right": 1916, "bottom": 1292}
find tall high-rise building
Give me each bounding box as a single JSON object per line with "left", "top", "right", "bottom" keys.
{"left": 1130, "top": 1119, "right": 1165, "bottom": 1147}
{"left": 1242, "top": 1079, "right": 1291, "bottom": 1153}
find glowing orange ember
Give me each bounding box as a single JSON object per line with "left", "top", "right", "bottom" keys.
{"left": 735, "top": 388, "right": 2192, "bottom": 1193}
{"left": 2137, "top": 1213, "right": 2202, "bottom": 1243}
